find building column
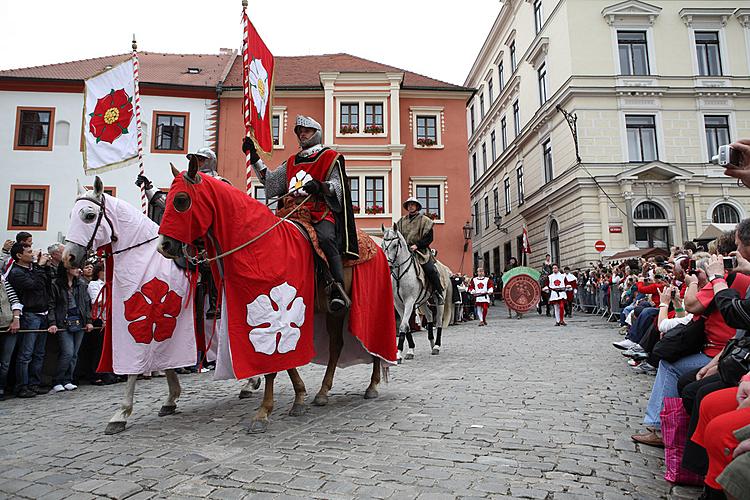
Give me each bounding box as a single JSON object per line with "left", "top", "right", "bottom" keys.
{"left": 598, "top": 192, "right": 610, "bottom": 245}
{"left": 621, "top": 182, "right": 636, "bottom": 247}
{"left": 387, "top": 73, "right": 404, "bottom": 225}
{"left": 390, "top": 147, "right": 404, "bottom": 224}
{"left": 675, "top": 181, "right": 688, "bottom": 243}
{"left": 319, "top": 72, "right": 338, "bottom": 145}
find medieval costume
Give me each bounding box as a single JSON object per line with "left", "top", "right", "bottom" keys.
{"left": 246, "top": 115, "right": 358, "bottom": 313}
{"left": 469, "top": 272, "right": 493, "bottom": 326}
{"left": 547, "top": 268, "right": 568, "bottom": 326}
{"left": 564, "top": 268, "right": 577, "bottom": 317}
{"left": 395, "top": 197, "right": 443, "bottom": 304}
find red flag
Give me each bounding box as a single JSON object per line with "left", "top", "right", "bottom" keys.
{"left": 522, "top": 225, "right": 532, "bottom": 254}
{"left": 242, "top": 9, "right": 275, "bottom": 157}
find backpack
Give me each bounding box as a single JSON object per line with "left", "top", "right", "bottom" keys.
{"left": 0, "top": 281, "right": 13, "bottom": 330}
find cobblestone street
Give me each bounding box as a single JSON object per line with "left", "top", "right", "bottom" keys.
{"left": 0, "top": 309, "right": 701, "bottom": 499}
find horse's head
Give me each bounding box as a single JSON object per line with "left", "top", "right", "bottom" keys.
{"left": 158, "top": 158, "right": 213, "bottom": 259}
{"left": 63, "top": 176, "right": 112, "bottom": 268}
{"left": 380, "top": 223, "right": 406, "bottom": 266}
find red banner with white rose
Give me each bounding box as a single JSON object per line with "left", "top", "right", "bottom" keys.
{"left": 242, "top": 10, "right": 275, "bottom": 158}
{"left": 83, "top": 58, "right": 140, "bottom": 174}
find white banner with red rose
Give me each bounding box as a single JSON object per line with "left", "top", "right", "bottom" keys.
{"left": 82, "top": 58, "right": 139, "bottom": 174}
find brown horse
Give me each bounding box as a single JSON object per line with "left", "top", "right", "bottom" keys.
{"left": 157, "top": 161, "right": 396, "bottom": 433}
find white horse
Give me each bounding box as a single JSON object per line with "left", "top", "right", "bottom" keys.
{"left": 63, "top": 177, "right": 259, "bottom": 434}
{"left": 381, "top": 226, "right": 444, "bottom": 360}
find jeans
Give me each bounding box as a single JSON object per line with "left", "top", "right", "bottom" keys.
{"left": 15, "top": 312, "right": 47, "bottom": 390}
{"left": 643, "top": 352, "right": 711, "bottom": 429}
{"left": 620, "top": 303, "right": 635, "bottom": 326}
{"left": 0, "top": 333, "right": 20, "bottom": 393}
{"left": 54, "top": 327, "right": 84, "bottom": 385}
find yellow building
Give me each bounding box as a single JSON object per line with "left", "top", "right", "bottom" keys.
{"left": 465, "top": 0, "right": 750, "bottom": 272}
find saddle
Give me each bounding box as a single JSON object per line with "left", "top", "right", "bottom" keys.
{"left": 277, "top": 204, "right": 378, "bottom": 267}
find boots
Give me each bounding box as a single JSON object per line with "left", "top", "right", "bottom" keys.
{"left": 325, "top": 253, "right": 351, "bottom": 314}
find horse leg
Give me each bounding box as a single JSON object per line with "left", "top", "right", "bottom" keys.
{"left": 404, "top": 331, "right": 415, "bottom": 359}
{"left": 105, "top": 374, "right": 138, "bottom": 435}
{"left": 238, "top": 376, "right": 262, "bottom": 399}
{"left": 313, "top": 314, "right": 344, "bottom": 406}
{"left": 432, "top": 327, "right": 442, "bottom": 355}
{"left": 158, "top": 369, "right": 180, "bottom": 416}
{"left": 287, "top": 368, "right": 307, "bottom": 416}
{"left": 364, "top": 356, "right": 381, "bottom": 399}
{"left": 399, "top": 298, "right": 416, "bottom": 361}
{"left": 427, "top": 322, "right": 434, "bottom": 349}
{"left": 249, "top": 373, "right": 276, "bottom": 434}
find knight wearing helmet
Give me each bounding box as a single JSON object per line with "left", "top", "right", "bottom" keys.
{"left": 243, "top": 115, "right": 358, "bottom": 313}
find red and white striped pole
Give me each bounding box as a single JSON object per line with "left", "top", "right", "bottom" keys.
{"left": 241, "top": 0, "right": 252, "bottom": 195}
{"left": 132, "top": 35, "right": 147, "bottom": 213}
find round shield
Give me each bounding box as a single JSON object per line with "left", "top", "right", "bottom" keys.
{"left": 502, "top": 274, "right": 542, "bottom": 313}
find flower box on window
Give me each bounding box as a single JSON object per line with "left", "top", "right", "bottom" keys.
{"left": 365, "top": 205, "right": 384, "bottom": 215}
{"left": 340, "top": 124, "right": 358, "bottom": 134}
{"left": 364, "top": 124, "right": 383, "bottom": 134}
{"left": 352, "top": 204, "right": 360, "bottom": 213}
{"left": 417, "top": 137, "right": 437, "bottom": 147}
{"left": 424, "top": 211, "right": 440, "bottom": 220}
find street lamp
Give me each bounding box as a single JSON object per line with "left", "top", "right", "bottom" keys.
{"left": 462, "top": 221, "right": 473, "bottom": 252}
{"left": 494, "top": 214, "right": 508, "bottom": 233}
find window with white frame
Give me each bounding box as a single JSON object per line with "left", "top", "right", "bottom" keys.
{"left": 416, "top": 184, "right": 441, "bottom": 220}
{"left": 272, "top": 115, "right": 281, "bottom": 145}
{"left": 472, "top": 153, "right": 478, "bottom": 184}
{"left": 479, "top": 94, "right": 485, "bottom": 120}
{"left": 538, "top": 62, "right": 548, "bottom": 105}
{"left": 482, "top": 143, "right": 487, "bottom": 173}
{"left": 349, "top": 177, "right": 360, "bottom": 213}
{"left": 513, "top": 101, "right": 520, "bottom": 136}
{"left": 543, "top": 139, "right": 553, "bottom": 183}
{"left": 618, "top": 31, "right": 650, "bottom": 75}
{"left": 493, "top": 188, "right": 499, "bottom": 217}
{"left": 364, "top": 176, "right": 385, "bottom": 214}
{"left": 534, "top": 0, "right": 543, "bottom": 34}
{"left": 713, "top": 203, "right": 740, "bottom": 224}
{"left": 473, "top": 202, "right": 480, "bottom": 236}
{"left": 499, "top": 61, "right": 505, "bottom": 92}
{"left": 510, "top": 40, "right": 517, "bottom": 72}
{"left": 340, "top": 102, "right": 359, "bottom": 134}
{"left": 484, "top": 196, "right": 490, "bottom": 229}
{"left": 695, "top": 31, "right": 723, "bottom": 76}
{"left": 364, "top": 102, "right": 384, "bottom": 134}
{"left": 490, "top": 131, "right": 497, "bottom": 162}
{"left": 626, "top": 115, "right": 658, "bottom": 162}
{"left": 488, "top": 78, "right": 494, "bottom": 103}
{"left": 416, "top": 115, "right": 437, "bottom": 146}
{"left": 501, "top": 117, "right": 508, "bottom": 150}
{"left": 504, "top": 177, "right": 511, "bottom": 214}
{"left": 470, "top": 105, "right": 475, "bottom": 134}
{"left": 516, "top": 164, "right": 525, "bottom": 206}
{"left": 704, "top": 115, "right": 730, "bottom": 161}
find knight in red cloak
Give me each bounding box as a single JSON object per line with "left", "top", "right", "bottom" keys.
{"left": 244, "top": 115, "right": 358, "bottom": 314}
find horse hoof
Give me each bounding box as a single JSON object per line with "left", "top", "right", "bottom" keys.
{"left": 364, "top": 388, "right": 379, "bottom": 399}
{"left": 104, "top": 421, "right": 126, "bottom": 435}
{"left": 238, "top": 390, "right": 253, "bottom": 400}
{"left": 158, "top": 405, "right": 177, "bottom": 417}
{"left": 429, "top": 338, "right": 435, "bottom": 349}
{"left": 250, "top": 377, "right": 261, "bottom": 390}
{"left": 312, "top": 393, "right": 329, "bottom": 406}
{"left": 289, "top": 403, "right": 306, "bottom": 417}
{"left": 404, "top": 353, "right": 414, "bottom": 360}
{"left": 248, "top": 419, "right": 268, "bottom": 434}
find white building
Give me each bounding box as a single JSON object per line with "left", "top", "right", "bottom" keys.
{"left": 0, "top": 50, "right": 236, "bottom": 244}
{"left": 465, "top": 0, "right": 750, "bottom": 272}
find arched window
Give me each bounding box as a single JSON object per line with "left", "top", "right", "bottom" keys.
{"left": 549, "top": 219, "right": 560, "bottom": 265}
{"left": 712, "top": 203, "right": 740, "bottom": 224}
{"left": 634, "top": 201, "right": 666, "bottom": 220}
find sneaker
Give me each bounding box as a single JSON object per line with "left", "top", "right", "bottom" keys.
{"left": 16, "top": 387, "right": 36, "bottom": 398}
{"left": 404, "top": 348, "right": 414, "bottom": 360}
{"left": 613, "top": 339, "right": 637, "bottom": 350}
{"left": 627, "top": 358, "right": 639, "bottom": 367}
{"left": 618, "top": 325, "right": 629, "bottom": 335}
{"left": 52, "top": 384, "right": 65, "bottom": 393}
{"left": 63, "top": 383, "right": 77, "bottom": 391}
{"left": 30, "top": 385, "right": 49, "bottom": 395}
{"left": 621, "top": 345, "right": 646, "bottom": 358}
{"left": 631, "top": 362, "right": 657, "bottom": 375}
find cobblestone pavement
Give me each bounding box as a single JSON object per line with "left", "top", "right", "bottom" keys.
{"left": 0, "top": 309, "right": 704, "bottom": 499}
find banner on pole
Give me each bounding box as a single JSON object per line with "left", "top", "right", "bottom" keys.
{"left": 522, "top": 225, "right": 532, "bottom": 254}
{"left": 82, "top": 59, "right": 139, "bottom": 174}
{"left": 242, "top": 11, "right": 275, "bottom": 158}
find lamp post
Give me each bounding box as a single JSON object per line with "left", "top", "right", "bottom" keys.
{"left": 494, "top": 214, "right": 508, "bottom": 233}
{"left": 459, "top": 221, "right": 473, "bottom": 274}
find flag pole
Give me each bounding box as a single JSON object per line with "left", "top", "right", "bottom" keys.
{"left": 241, "top": 0, "right": 252, "bottom": 195}
{"left": 132, "top": 34, "right": 146, "bottom": 213}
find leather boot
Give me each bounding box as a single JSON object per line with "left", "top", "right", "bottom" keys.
{"left": 328, "top": 281, "right": 351, "bottom": 314}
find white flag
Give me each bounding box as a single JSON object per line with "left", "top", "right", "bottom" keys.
{"left": 83, "top": 58, "right": 139, "bottom": 173}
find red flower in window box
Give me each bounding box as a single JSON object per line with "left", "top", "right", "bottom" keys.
{"left": 352, "top": 204, "right": 360, "bottom": 213}
{"left": 417, "top": 137, "right": 437, "bottom": 147}
{"left": 365, "top": 205, "right": 385, "bottom": 215}
{"left": 364, "top": 124, "right": 383, "bottom": 134}
{"left": 123, "top": 277, "right": 183, "bottom": 344}
{"left": 89, "top": 88, "right": 134, "bottom": 144}
{"left": 425, "top": 211, "right": 440, "bottom": 220}
{"left": 340, "top": 124, "right": 358, "bottom": 134}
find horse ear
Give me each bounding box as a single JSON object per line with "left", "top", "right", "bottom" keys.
{"left": 186, "top": 155, "right": 199, "bottom": 181}
{"left": 392, "top": 222, "right": 397, "bottom": 231}
{"left": 170, "top": 162, "right": 180, "bottom": 178}
{"left": 76, "top": 179, "right": 87, "bottom": 196}
{"left": 380, "top": 224, "right": 385, "bottom": 233}
{"left": 93, "top": 176, "right": 104, "bottom": 197}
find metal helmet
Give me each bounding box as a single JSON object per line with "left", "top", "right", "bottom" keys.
{"left": 294, "top": 115, "right": 322, "bottom": 149}
{"left": 403, "top": 196, "right": 423, "bottom": 211}
{"left": 187, "top": 147, "right": 217, "bottom": 173}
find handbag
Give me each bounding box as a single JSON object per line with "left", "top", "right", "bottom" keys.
{"left": 652, "top": 318, "right": 706, "bottom": 363}
{"left": 661, "top": 397, "right": 705, "bottom": 485}
{"left": 718, "top": 335, "right": 750, "bottom": 385}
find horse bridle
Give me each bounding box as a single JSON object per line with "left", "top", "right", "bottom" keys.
{"left": 75, "top": 196, "right": 118, "bottom": 254}
{"left": 383, "top": 232, "right": 431, "bottom": 306}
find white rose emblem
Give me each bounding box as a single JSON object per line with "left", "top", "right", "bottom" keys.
{"left": 246, "top": 282, "right": 306, "bottom": 355}
{"left": 289, "top": 170, "right": 313, "bottom": 196}
{"left": 248, "top": 58, "right": 270, "bottom": 120}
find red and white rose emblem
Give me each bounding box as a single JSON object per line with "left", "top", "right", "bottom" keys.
{"left": 89, "top": 88, "right": 134, "bottom": 144}
{"left": 123, "top": 278, "right": 183, "bottom": 344}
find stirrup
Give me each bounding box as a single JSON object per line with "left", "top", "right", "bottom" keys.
{"left": 327, "top": 281, "right": 351, "bottom": 315}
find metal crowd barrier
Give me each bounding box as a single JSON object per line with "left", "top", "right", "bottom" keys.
{"left": 608, "top": 287, "right": 623, "bottom": 322}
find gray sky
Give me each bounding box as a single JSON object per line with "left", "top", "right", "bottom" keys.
{"left": 1, "top": 0, "right": 499, "bottom": 86}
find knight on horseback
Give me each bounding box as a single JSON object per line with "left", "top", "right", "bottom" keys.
{"left": 395, "top": 197, "right": 444, "bottom": 305}
{"left": 243, "top": 115, "right": 358, "bottom": 314}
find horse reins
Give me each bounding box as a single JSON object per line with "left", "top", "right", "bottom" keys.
{"left": 382, "top": 233, "right": 429, "bottom": 306}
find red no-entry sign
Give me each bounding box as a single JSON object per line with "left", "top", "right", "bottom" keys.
{"left": 594, "top": 240, "right": 607, "bottom": 252}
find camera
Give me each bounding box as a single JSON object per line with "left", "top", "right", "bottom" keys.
{"left": 724, "top": 256, "right": 737, "bottom": 270}
{"left": 711, "top": 145, "right": 742, "bottom": 169}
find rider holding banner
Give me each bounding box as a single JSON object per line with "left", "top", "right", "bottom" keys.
{"left": 244, "top": 115, "right": 358, "bottom": 314}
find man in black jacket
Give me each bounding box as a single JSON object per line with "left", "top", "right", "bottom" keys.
{"left": 7, "top": 243, "right": 50, "bottom": 397}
